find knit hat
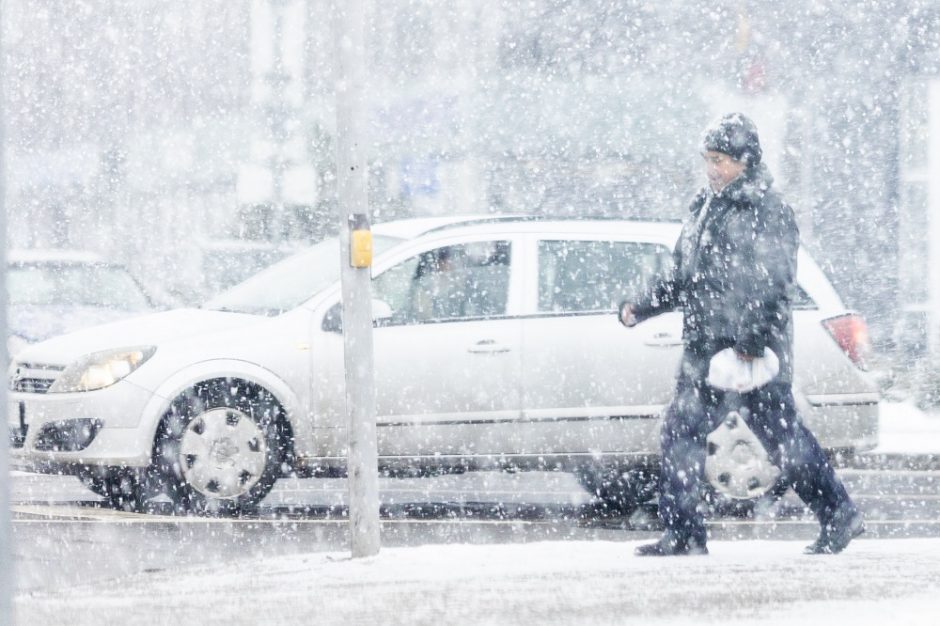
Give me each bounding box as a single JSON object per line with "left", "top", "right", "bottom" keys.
{"left": 701, "top": 113, "right": 762, "bottom": 167}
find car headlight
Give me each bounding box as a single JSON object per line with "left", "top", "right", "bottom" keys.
{"left": 47, "top": 346, "right": 157, "bottom": 393}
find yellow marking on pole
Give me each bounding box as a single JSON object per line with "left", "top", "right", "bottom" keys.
{"left": 350, "top": 229, "right": 372, "bottom": 268}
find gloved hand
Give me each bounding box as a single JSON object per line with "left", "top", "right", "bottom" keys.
{"left": 619, "top": 302, "right": 638, "bottom": 327}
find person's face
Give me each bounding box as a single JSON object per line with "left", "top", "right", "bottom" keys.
{"left": 703, "top": 150, "right": 746, "bottom": 192}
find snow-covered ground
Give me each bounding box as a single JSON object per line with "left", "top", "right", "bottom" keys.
{"left": 874, "top": 401, "right": 940, "bottom": 454}
{"left": 16, "top": 537, "right": 940, "bottom": 625}
{"left": 13, "top": 400, "right": 940, "bottom": 625}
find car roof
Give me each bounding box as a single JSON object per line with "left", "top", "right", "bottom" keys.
{"left": 373, "top": 215, "right": 683, "bottom": 241}
{"left": 371, "top": 214, "right": 842, "bottom": 309}
{"left": 372, "top": 216, "right": 495, "bottom": 239}
{"left": 7, "top": 248, "right": 111, "bottom": 265}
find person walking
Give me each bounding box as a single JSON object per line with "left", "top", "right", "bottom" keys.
{"left": 620, "top": 113, "right": 864, "bottom": 556}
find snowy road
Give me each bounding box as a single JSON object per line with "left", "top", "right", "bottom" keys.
{"left": 11, "top": 462, "right": 940, "bottom": 532}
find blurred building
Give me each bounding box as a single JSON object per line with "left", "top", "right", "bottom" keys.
{"left": 3, "top": 0, "right": 940, "bottom": 358}
{"left": 4, "top": 0, "right": 253, "bottom": 302}
{"left": 896, "top": 78, "right": 940, "bottom": 370}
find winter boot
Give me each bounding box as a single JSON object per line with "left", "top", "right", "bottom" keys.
{"left": 635, "top": 533, "right": 708, "bottom": 557}
{"left": 804, "top": 506, "right": 865, "bottom": 555}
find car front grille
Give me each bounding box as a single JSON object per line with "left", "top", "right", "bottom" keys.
{"left": 13, "top": 377, "right": 56, "bottom": 393}
{"left": 10, "top": 362, "right": 66, "bottom": 394}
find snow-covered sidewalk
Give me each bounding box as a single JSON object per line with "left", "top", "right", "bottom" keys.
{"left": 16, "top": 537, "right": 940, "bottom": 626}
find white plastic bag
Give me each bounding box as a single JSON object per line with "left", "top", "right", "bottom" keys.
{"left": 706, "top": 347, "right": 779, "bottom": 393}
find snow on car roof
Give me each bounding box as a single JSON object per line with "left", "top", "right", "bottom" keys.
{"left": 372, "top": 215, "right": 496, "bottom": 239}
{"left": 372, "top": 215, "right": 841, "bottom": 309}
{"left": 7, "top": 248, "right": 110, "bottom": 265}
{"left": 373, "top": 214, "right": 682, "bottom": 240}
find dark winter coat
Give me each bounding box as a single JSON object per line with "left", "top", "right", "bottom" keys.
{"left": 629, "top": 163, "right": 799, "bottom": 382}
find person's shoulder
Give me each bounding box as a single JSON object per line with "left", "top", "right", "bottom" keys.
{"left": 688, "top": 188, "right": 708, "bottom": 212}
{"left": 755, "top": 191, "right": 798, "bottom": 236}
{"left": 679, "top": 189, "right": 709, "bottom": 228}
{"left": 753, "top": 186, "right": 791, "bottom": 214}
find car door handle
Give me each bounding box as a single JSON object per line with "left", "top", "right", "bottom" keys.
{"left": 467, "top": 339, "right": 512, "bottom": 354}
{"left": 643, "top": 332, "right": 684, "bottom": 347}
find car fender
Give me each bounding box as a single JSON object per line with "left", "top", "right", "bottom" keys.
{"left": 137, "top": 358, "right": 306, "bottom": 456}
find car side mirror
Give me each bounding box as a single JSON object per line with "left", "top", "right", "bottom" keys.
{"left": 321, "top": 300, "right": 396, "bottom": 333}
{"left": 322, "top": 303, "right": 343, "bottom": 333}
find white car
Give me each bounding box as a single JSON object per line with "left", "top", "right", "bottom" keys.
{"left": 8, "top": 216, "right": 879, "bottom": 514}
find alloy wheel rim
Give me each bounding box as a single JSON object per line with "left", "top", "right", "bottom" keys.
{"left": 179, "top": 408, "right": 268, "bottom": 499}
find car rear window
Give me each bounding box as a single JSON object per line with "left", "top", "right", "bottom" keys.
{"left": 538, "top": 240, "right": 673, "bottom": 313}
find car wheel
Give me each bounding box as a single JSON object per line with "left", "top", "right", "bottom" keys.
{"left": 154, "top": 380, "right": 285, "bottom": 515}
{"left": 575, "top": 465, "right": 658, "bottom": 516}
{"left": 703, "top": 409, "right": 789, "bottom": 517}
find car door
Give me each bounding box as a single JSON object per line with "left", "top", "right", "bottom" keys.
{"left": 518, "top": 235, "right": 683, "bottom": 454}
{"left": 368, "top": 237, "right": 523, "bottom": 457}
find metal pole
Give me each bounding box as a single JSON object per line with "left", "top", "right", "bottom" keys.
{"left": 0, "top": 0, "right": 13, "bottom": 616}
{"left": 332, "top": 0, "right": 380, "bottom": 558}
{"left": 267, "top": 1, "right": 289, "bottom": 243}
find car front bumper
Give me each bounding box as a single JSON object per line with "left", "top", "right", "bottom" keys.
{"left": 8, "top": 381, "right": 158, "bottom": 471}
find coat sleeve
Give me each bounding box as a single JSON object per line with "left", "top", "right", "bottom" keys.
{"left": 626, "top": 238, "right": 684, "bottom": 323}
{"left": 732, "top": 201, "right": 799, "bottom": 357}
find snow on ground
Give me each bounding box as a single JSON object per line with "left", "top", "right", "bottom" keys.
{"left": 16, "top": 537, "right": 940, "bottom": 626}
{"left": 12, "top": 399, "right": 940, "bottom": 625}
{"left": 875, "top": 401, "right": 940, "bottom": 454}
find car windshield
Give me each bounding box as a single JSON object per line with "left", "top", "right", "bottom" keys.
{"left": 8, "top": 263, "right": 152, "bottom": 310}
{"left": 203, "top": 235, "right": 404, "bottom": 316}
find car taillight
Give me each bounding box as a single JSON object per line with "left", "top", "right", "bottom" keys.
{"left": 822, "top": 314, "right": 871, "bottom": 370}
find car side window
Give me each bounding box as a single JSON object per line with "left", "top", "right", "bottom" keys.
{"left": 373, "top": 241, "right": 512, "bottom": 324}
{"left": 370, "top": 255, "right": 421, "bottom": 315}
{"left": 538, "top": 240, "right": 673, "bottom": 313}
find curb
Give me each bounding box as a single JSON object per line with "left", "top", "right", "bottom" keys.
{"left": 844, "top": 453, "right": 940, "bottom": 472}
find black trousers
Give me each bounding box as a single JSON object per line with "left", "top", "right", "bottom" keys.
{"left": 658, "top": 369, "right": 855, "bottom": 545}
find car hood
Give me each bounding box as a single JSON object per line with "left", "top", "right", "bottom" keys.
{"left": 13, "top": 308, "right": 262, "bottom": 366}
{"left": 8, "top": 304, "right": 151, "bottom": 343}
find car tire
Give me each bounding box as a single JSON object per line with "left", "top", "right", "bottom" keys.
{"left": 577, "top": 464, "right": 789, "bottom": 519}
{"left": 153, "top": 379, "right": 286, "bottom": 515}
{"left": 575, "top": 465, "right": 658, "bottom": 516}
{"left": 703, "top": 475, "right": 790, "bottom": 517}
{"left": 79, "top": 469, "right": 150, "bottom": 512}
